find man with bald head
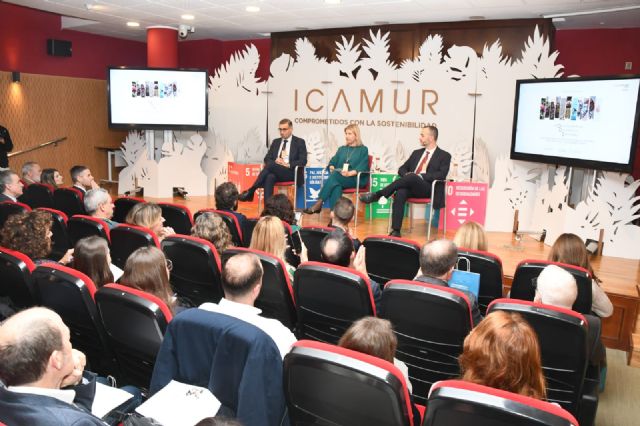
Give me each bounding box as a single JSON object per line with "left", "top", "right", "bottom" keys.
{"left": 200, "top": 252, "right": 296, "bottom": 358}
{"left": 416, "top": 239, "right": 482, "bottom": 326}
{"left": 0, "top": 307, "right": 104, "bottom": 425}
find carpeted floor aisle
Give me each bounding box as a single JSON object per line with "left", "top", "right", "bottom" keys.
{"left": 595, "top": 349, "right": 640, "bottom": 425}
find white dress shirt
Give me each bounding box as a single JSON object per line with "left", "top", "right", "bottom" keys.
{"left": 199, "top": 298, "right": 297, "bottom": 359}
{"left": 277, "top": 138, "right": 290, "bottom": 162}
{"left": 415, "top": 147, "right": 435, "bottom": 174}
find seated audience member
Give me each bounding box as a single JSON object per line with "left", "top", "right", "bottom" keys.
{"left": 191, "top": 211, "right": 234, "bottom": 254}
{"left": 535, "top": 264, "right": 605, "bottom": 365}
{"left": 548, "top": 233, "right": 613, "bottom": 318}
{"left": 21, "top": 161, "right": 42, "bottom": 185}
{"left": 72, "top": 236, "right": 123, "bottom": 288}
{"left": 320, "top": 229, "right": 381, "bottom": 312}
{"left": 261, "top": 193, "right": 299, "bottom": 231}
{"left": 453, "top": 220, "right": 488, "bottom": 251}
{"left": 329, "top": 196, "right": 361, "bottom": 251}
{"left": 84, "top": 188, "right": 118, "bottom": 229}
{"left": 195, "top": 418, "right": 243, "bottom": 426}
{"left": 215, "top": 181, "right": 247, "bottom": 230}
{"left": 339, "top": 316, "right": 420, "bottom": 421}
{"left": 459, "top": 310, "right": 547, "bottom": 400}
{"left": 200, "top": 252, "right": 297, "bottom": 358}
{"left": 416, "top": 239, "right": 482, "bottom": 326}
{"left": 70, "top": 165, "right": 99, "bottom": 194}
{"left": 0, "top": 307, "right": 107, "bottom": 425}
{"left": 0, "top": 210, "right": 73, "bottom": 264}
{"left": 126, "top": 202, "right": 175, "bottom": 241}
{"left": 41, "top": 168, "right": 64, "bottom": 188}
{"left": 0, "top": 169, "right": 24, "bottom": 202}
{"left": 250, "top": 215, "right": 300, "bottom": 280}
{"left": 120, "top": 246, "right": 184, "bottom": 313}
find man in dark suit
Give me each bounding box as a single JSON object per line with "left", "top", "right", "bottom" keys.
{"left": 360, "top": 125, "right": 450, "bottom": 237}
{"left": 0, "top": 124, "right": 13, "bottom": 169}
{"left": 0, "top": 169, "right": 24, "bottom": 202}
{"left": 239, "top": 118, "right": 307, "bottom": 202}
{"left": 70, "top": 164, "right": 99, "bottom": 194}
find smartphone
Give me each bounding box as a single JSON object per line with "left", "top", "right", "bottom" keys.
{"left": 291, "top": 230, "right": 303, "bottom": 255}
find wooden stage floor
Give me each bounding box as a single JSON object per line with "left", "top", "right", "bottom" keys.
{"left": 143, "top": 194, "right": 640, "bottom": 357}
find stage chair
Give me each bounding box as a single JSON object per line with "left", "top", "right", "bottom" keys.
{"left": 224, "top": 247, "right": 297, "bottom": 331}
{"left": 381, "top": 279, "right": 473, "bottom": 405}
{"left": 113, "top": 196, "right": 145, "bottom": 223}
{"left": 32, "top": 263, "right": 115, "bottom": 376}
{"left": 294, "top": 261, "right": 376, "bottom": 344}
{"left": 284, "top": 340, "right": 418, "bottom": 426}
{"left": 150, "top": 309, "right": 287, "bottom": 426}
{"left": 37, "top": 207, "right": 71, "bottom": 261}
{"left": 341, "top": 155, "right": 372, "bottom": 227}
{"left": 67, "top": 215, "right": 111, "bottom": 245}
{"left": 161, "top": 235, "right": 224, "bottom": 307}
{"left": 0, "top": 246, "right": 37, "bottom": 312}
{"left": 363, "top": 235, "right": 421, "bottom": 284}
{"left": 20, "top": 182, "right": 55, "bottom": 208}
{"left": 110, "top": 224, "right": 160, "bottom": 269}
{"left": 195, "top": 209, "right": 244, "bottom": 247}
{"left": 457, "top": 248, "right": 504, "bottom": 315}
{"left": 386, "top": 179, "right": 448, "bottom": 240}
{"left": 53, "top": 187, "right": 85, "bottom": 217}
{"left": 423, "top": 380, "right": 579, "bottom": 426}
{"left": 0, "top": 200, "right": 31, "bottom": 229}
{"left": 487, "top": 298, "right": 598, "bottom": 425}
{"left": 299, "top": 226, "right": 333, "bottom": 262}
{"left": 158, "top": 202, "right": 193, "bottom": 235}
{"left": 96, "top": 283, "right": 173, "bottom": 389}
{"left": 510, "top": 260, "right": 593, "bottom": 314}
{"left": 257, "top": 165, "right": 303, "bottom": 213}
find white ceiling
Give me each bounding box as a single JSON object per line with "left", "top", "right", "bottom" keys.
{"left": 7, "top": 0, "right": 640, "bottom": 41}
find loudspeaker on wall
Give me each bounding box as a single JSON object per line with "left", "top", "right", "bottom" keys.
{"left": 47, "top": 39, "right": 72, "bottom": 57}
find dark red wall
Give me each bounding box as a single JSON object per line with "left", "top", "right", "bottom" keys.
{"left": 0, "top": 3, "right": 146, "bottom": 79}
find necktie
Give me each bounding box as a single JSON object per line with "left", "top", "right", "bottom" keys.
{"left": 415, "top": 150, "right": 430, "bottom": 174}
{"left": 280, "top": 139, "right": 288, "bottom": 158}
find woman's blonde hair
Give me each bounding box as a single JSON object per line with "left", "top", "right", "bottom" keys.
{"left": 344, "top": 123, "right": 363, "bottom": 146}
{"left": 191, "top": 211, "right": 233, "bottom": 254}
{"left": 126, "top": 203, "right": 162, "bottom": 229}
{"left": 453, "top": 221, "right": 488, "bottom": 252}
{"left": 250, "top": 216, "right": 286, "bottom": 260}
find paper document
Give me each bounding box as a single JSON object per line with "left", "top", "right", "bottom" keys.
{"left": 135, "top": 380, "right": 221, "bottom": 426}
{"left": 92, "top": 382, "right": 134, "bottom": 418}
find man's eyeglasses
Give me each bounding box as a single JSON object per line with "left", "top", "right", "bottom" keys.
{"left": 166, "top": 259, "right": 173, "bottom": 272}
{"left": 278, "top": 127, "right": 290, "bottom": 132}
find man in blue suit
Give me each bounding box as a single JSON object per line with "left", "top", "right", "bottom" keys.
{"left": 239, "top": 118, "right": 307, "bottom": 202}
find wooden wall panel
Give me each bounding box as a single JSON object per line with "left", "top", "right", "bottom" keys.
{"left": 0, "top": 71, "right": 127, "bottom": 184}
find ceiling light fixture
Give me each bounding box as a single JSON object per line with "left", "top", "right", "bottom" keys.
{"left": 126, "top": 21, "right": 140, "bottom": 27}
{"left": 246, "top": 6, "right": 260, "bottom": 13}
{"left": 181, "top": 14, "right": 194, "bottom": 20}
{"left": 543, "top": 5, "right": 640, "bottom": 18}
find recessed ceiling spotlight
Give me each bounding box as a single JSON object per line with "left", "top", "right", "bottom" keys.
{"left": 181, "top": 14, "right": 195, "bottom": 20}
{"left": 126, "top": 21, "right": 140, "bottom": 27}
{"left": 246, "top": 5, "right": 260, "bottom": 12}
{"left": 600, "top": 21, "right": 605, "bottom": 25}
{"left": 257, "top": 32, "right": 271, "bottom": 37}
{"left": 325, "top": 0, "right": 341, "bottom": 4}
{"left": 469, "top": 16, "right": 485, "bottom": 20}
{"left": 374, "top": 21, "right": 389, "bottom": 26}
{"left": 85, "top": 3, "right": 105, "bottom": 10}
{"left": 551, "top": 17, "right": 566, "bottom": 23}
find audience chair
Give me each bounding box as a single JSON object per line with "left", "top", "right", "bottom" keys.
{"left": 32, "top": 263, "right": 115, "bottom": 376}
{"left": 341, "top": 155, "right": 372, "bottom": 227}
{"left": 113, "top": 196, "right": 145, "bottom": 223}
{"left": 510, "top": 260, "right": 593, "bottom": 314}
{"left": 457, "top": 248, "right": 504, "bottom": 315}
{"left": 67, "top": 215, "right": 111, "bottom": 246}
{"left": 299, "top": 226, "right": 333, "bottom": 262}
{"left": 422, "top": 380, "right": 579, "bottom": 426}
{"left": 53, "top": 187, "right": 86, "bottom": 217}
{"left": 158, "top": 202, "right": 193, "bottom": 235}
{"left": 195, "top": 209, "right": 243, "bottom": 247}
{"left": 0, "top": 200, "right": 31, "bottom": 229}
{"left": 20, "top": 182, "right": 55, "bottom": 209}
{"left": 150, "top": 309, "right": 286, "bottom": 426}
{"left": 242, "top": 217, "right": 259, "bottom": 248}
{"left": 224, "top": 247, "right": 297, "bottom": 331}
{"left": 381, "top": 279, "right": 474, "bottom": 405}
{"left": 37, "top": 207, "right": 71, "bottom": 261}
{"left": 284, "top": 340, "right": 418, "bottom": 426}
{"left": 488, "top": 299, "right": 598, "bottom": 425}
{"left": 0, "top": 246, "right": 37, "bottom": 312}
{"left": 363, "top": 235, "right": 421, "bottom": 284}
{"left": 161, "top": 235, "right": 223, "bottom": 307}
{"left": 96, "top": 283, "right": 173, "bottom": 389}
{"left": 294, "top": 261, "right": 376, "bottom": 344}
{"left": 110, "top": 224, "right": 160, "bottom": 269}
{"left": 387, "top": 179, "right": 448, "bottom": 240}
